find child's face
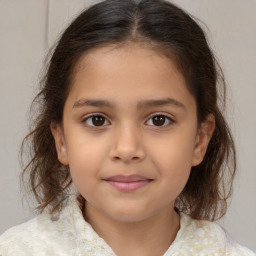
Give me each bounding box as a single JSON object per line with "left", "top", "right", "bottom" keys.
{"left": 52, "top": 43, "right": 214, "bottom": 223}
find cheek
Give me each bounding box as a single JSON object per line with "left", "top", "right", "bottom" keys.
{"left": 150, "top": 131, "right": 196, "bottom": 171}
{"left": 156, "top": 147, "right": 192, "bottom": 187}
{"left": 66, "top": 130, "right": 107, "bottom": 165}
{"left": 65, "top": 134, "right": 108, "bottom": 192}
{"left": 148, "top": 130, "right": 196, "bottom": 192}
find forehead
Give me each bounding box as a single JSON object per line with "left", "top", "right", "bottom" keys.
{"left": 67, "top": 43, "right": 195, "bottom": 111}
{"left": 74, "top": 42, "right": 177, "bottom": 76}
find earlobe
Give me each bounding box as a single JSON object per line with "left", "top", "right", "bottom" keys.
{"left": 192, "top": 114, "right": 215, "bottom": 166}
{"left": 50, "top": 122, "right": 69, "bottom": 166}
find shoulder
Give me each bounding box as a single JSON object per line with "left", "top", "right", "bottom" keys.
{"left": 0, "top": 216, "right": 40, "bottom": 255}
{"left": 167, "top": 213, "right": 255, "bottom": 255}
{"left": 0, "top": 201, "right": 81, "bottom": 256}
{"left": 0, "top": 213, "right": 69, "bottom": 256}
{"left": 0, "top": 198, "right": 114, "bottom": 256}
{"left": 225, "top": 233, "right": 256, "bottom": 256}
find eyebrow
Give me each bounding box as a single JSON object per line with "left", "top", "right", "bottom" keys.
{"left": 73, "top": 97, "right": 186, "bottom": 111}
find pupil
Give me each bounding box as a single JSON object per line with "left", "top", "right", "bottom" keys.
{"left": 92, "top": 116, "right": 105, "bottom": 126}
{"left": 153, "top": 116, "right": 165, "bottom": 126}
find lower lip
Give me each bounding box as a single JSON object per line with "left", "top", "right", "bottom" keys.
{"left": 105, "top": 180, "right": 151, "bottom": 192}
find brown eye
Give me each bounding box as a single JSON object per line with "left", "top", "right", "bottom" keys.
{"left": 146, "top": 115, "right": 173, "bottom": 127}
{"left": 83, "top": 115, "right": 110, "bottom": 127}
{"left": 92, "top": 116, "right": 105, "bottom": 126}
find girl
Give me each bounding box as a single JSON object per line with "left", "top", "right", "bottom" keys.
{"left": 0, "top": 0, "right": 255, "bottom": 255}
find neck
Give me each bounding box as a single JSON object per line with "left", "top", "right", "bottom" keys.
{"left": 85, "top": 204, "right": 180, "bottom": 256}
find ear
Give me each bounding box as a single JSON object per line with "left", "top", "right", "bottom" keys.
{"left": 50, "top": 122, "right": 69, "bottom": 166}
{"left": 192, "top": 114, "right": 215, "bottom": 167}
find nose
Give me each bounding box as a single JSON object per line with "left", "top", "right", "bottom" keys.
{"left": 109, "top": 124, "right": 146, "bottom": 164}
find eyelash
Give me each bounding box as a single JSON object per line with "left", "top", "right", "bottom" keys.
{"left": 81, "top": 113, "right": 175, "bottom": 128}
{"left": 82, "top": 114, "right": 111, "bottom": 127}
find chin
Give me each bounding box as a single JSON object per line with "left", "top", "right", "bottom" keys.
{"left": 105, "top": 204, "right": 157, "bottom": 223}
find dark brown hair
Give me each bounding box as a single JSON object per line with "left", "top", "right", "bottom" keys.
{"left": 21, "top": 0, "right": 236, "bottom": 220}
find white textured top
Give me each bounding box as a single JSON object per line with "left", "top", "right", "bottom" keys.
{"left": 0, "top": 199, "right": 255, "bottom": 256}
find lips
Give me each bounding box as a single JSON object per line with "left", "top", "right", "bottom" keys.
{"left": 104, "top": 175, "right": 153, "bottom": 192}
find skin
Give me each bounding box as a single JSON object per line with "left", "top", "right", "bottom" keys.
{"left": 51, "top": 43, "right": 215, "bottom": 256}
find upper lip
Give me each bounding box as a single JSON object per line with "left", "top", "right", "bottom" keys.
{"left": 104, "top": 175, "right": 152, "bottom": 182}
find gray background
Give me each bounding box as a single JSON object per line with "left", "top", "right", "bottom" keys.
{"left": 0, "top": 0, "right": 255, "bottom": 251}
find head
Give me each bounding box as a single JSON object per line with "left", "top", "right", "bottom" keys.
{"left": 22, "top": 0, "right": 236, "bottom": 221}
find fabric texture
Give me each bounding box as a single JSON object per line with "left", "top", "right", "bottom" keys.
{"left": 0, "top": 198, "right": 255, "bottom": 256}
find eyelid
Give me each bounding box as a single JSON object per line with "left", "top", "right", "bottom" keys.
{"left": 145, "top": 112, "right": 175, "bottom": 127}
{"left": 81, "top": 112, "right": 175, "bottom": 128}
{"left": 81, "top": 113, "right": 111, "bottom": 127}
{"left": 82, "top": 112, "right": 109, "bottom": 120}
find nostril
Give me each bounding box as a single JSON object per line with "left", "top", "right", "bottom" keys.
{"left": 112, "top": 155, "right": 141, "bottom": 163}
